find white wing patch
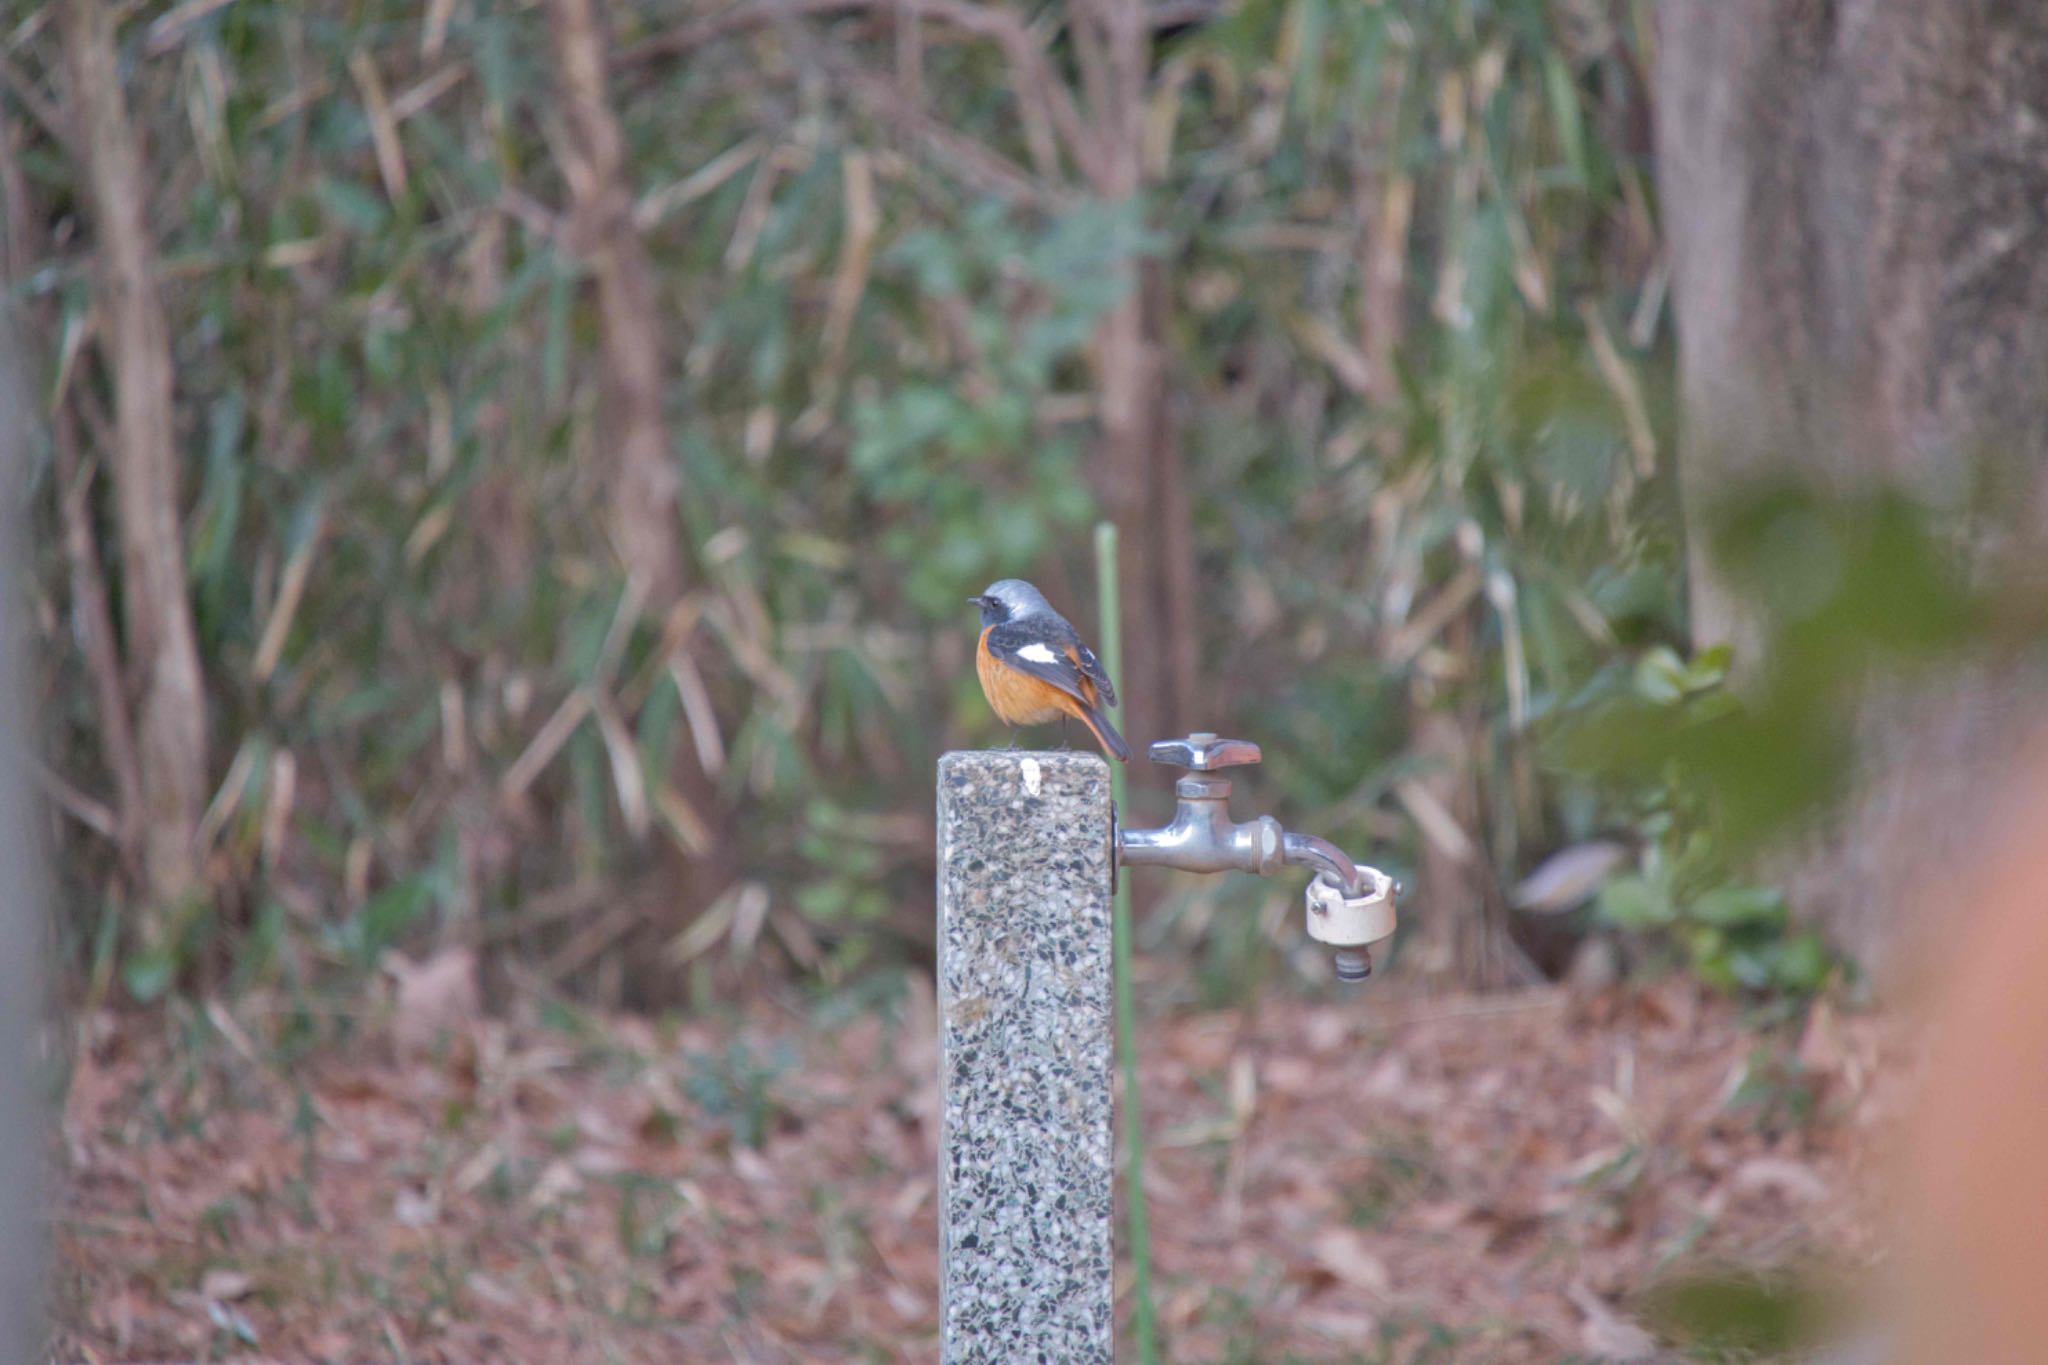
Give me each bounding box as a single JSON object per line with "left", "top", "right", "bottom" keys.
{"left": 1016, "top": 642, "right": 1059, "bottom": 664}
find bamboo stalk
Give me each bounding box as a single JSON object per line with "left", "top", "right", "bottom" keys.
{"left": 1096, "top": 520, "right": 1157, "bottom": 1365}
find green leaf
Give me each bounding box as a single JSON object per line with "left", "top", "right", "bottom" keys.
{"left": 315, "top": 176, "right": 388, "bottom": 234}
{"left": 122, "top": 947, "right": 177, "bottom": 1004}
{"left": 1688, "top": 644, "right": 1735, "bottom": 688}
{"left": 341, "top": 876, "right": 434, "bottom": 966}
{"left": 1643, "top": 1271, "right": 1830, "bottom": 1355}
{"left": 1770, "top": 934, "right": 1833, "bottom": 994}
{"left": 542, "top": 265, "right": 573, "bottom": 404}
{"left": 1689, "top": 885, "right": 1787, "bottom": 929}
{"left": 1543, "top": 54, "right": 1589, "bottom": 187}
{"left": 189, "top": 392, "right": 246, "bottom": 589}
{"left": 1596, "top": 874, "right": 1673, "bottom": 929}
{"left": 1632, "top": 647, "right": 1689, "bottom": 705}
{"left": 796, "top": 881, "right": 850, "bottom": 921}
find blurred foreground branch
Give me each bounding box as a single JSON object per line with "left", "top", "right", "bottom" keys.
{"left": 0, "top": 254, "right": 50, "bottom": 1365}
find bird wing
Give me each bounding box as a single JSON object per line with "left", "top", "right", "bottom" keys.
{"left": 986, "top": 620, "right": 1097, "bottom": 706}
{"left": 1035, "top": 613, "right": 1118, "bottom": 708}
{"left": 1070, "top": 638, "right": 1117, "bottom": 709}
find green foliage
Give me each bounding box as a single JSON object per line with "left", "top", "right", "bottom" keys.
{"left": 1639, "top": 1270, "right": 1834, "bottom": 1358}
{"left": 1723, "top": 1045, "right": 1823, "bottom": 1138}
{"left": 1696, "top": 478, "right": 1993, "bottom": 850}
{"left": 848, "top": 198, "right": 1142, "bottom": 614}
{"left": 1343, "top": 1127, "right": 1444, "bottom": 1230}
{"left": 1542, "top": 469, "right": 2042, "bottom": 996}
{"left": 683, "top": 1038, "right": 796, "bottom": 1150}
{"left": 1155, "top": 0, "right": 1692, "bottom": 989}
{"left": 1554, "top": 645, "right": 1835, "bottom": 996}
{"left": 21, "top": 0, "right": 1856, "bottom": 1004}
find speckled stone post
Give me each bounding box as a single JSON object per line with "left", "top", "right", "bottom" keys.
{"left": 936, "top": 750, "right": 1115, "bottom": 1365}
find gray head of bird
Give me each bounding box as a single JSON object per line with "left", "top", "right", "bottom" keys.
{"left": 968, "top": 578, "right": 1053, "bottom": 627}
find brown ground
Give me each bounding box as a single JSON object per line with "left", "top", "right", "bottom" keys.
{"left": 51, "top": 976, "right": 1905, "bottom": 1363}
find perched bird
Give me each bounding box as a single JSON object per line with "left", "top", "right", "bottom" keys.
{"left": 969, "top": 579, "right": 1131, "bottom": 762}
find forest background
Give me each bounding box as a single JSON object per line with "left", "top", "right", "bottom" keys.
{"left": 10, "top": 0, "right": 1745, "bottom": 1010}
{"left": 19, "top": 0, "right": 2048, "bottom": 1357}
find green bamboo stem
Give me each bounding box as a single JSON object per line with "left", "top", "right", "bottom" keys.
{"left": 1095, "top": 520, "right": 1158, "bottom": 1365}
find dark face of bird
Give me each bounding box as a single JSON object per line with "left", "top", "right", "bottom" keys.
{"left": 967, "top": 578, "right": 1050, "bottom": 629}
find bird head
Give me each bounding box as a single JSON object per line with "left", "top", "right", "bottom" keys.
{"left": 967, "top": 578, "right": 1051, "bottom": 627}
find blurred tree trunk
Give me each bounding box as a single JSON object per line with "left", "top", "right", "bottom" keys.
{"left": 546, "top": 0, "right": 734, "bottom": 997}
{"left": 1410, "top": 707, "right": 1491, "bottom": 982}
{"left": 1092, "top": 268, "right": 1198, "bottom": 747}
{"left": 60, "top": 0, "right": 209, "bottom": 911}
{"left": 2, "top": 121, "right": 144, "bottom": 887}
{"left": 546, "top": 0, "right": 685, "bottom": 606}
{"left": 0, "top": 315, "right": 46, "bottom": 1365}
{"left": 1081, "top": 0, "right": 1197, "bottom": 748}
{"left": 1657, "top": 0, "right": 2048, "bottom": 965}
{"left": 1409, "top": 623, "right": 1530, "bottom": 988}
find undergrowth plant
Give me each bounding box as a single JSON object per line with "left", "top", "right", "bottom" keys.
{"left": 1579, "top": 646, "right": 1832, "bottom": 995}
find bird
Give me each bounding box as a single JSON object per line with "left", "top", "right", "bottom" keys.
{"left": 968, "top": 579, "right": 1132, "bottom": 762}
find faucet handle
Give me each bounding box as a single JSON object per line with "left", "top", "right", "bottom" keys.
{"left": 1147, "top": 732, "right": 1262, "bottom": 771}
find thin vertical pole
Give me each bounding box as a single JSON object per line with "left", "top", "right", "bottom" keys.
{"left": 1096, "top": 520, "right": 1158, "bottom": 1364}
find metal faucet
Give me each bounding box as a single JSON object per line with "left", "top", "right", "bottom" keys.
{"left": 1115, "top": 732, "right": 1399, "bottom": 981}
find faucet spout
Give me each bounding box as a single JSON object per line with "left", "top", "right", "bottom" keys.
{"left": 1281, "top": 832, "right": 1364, "bottom": 897}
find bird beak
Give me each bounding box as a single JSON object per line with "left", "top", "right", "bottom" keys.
{"left": 966, "top": 595, "right": 985, "bottom": 607}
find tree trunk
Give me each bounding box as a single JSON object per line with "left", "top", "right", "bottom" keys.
{"left": 1657, "top": 0, "right": 2048, "bottom": 965}
{"left": 545, "top": 0, "right": 734, "bottom": 998}
{"left": 546, "top": 0, "right": 686, "bottom": 606}
{"left": 60, "top": 0, "right": 210, "bottom": 910}
{"left": 1082, "top": 0, "right": 1197, "bottom": 750}
{"left": 1408, "top": 624, "right": 1530, "bottom": 988}
{"left": 4, "top": 105, "right": 146, "bottom": 887}
{"left": 1092, "top": 272, "right": 1198, "bottom": 749}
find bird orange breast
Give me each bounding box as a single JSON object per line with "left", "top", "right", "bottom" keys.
{"left": 977, "top": 629, "right": 1069, "bottom": 726}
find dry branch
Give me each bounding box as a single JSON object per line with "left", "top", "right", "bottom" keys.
{"left": 0, "top": 49, "right": 72, "bottom": 157}
{"left": 53, "top": 418, "right": 144, "bottom": 869}
{"left": 1353, "top": 64, "right": 1411, "bottom": 410}
{"left": 618, "top": 0, "right": 1099, "bottom": 182}
{"left": 836, "top": 63, "right": 1052, "bottom": 204}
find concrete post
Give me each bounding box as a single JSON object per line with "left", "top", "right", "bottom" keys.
{"left": 935, "top": 751, "right": 1114, "bottom": 1365}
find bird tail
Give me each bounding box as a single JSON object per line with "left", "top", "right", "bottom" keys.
{"left": 1077, "top": 703, "right": 1132, "bottom": 763}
